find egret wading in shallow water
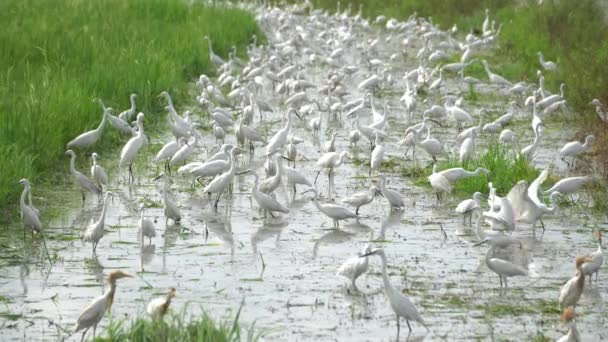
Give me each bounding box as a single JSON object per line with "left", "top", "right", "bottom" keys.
{"left": 147, "top": 288, "right": 176, "bottom": 320}
{"left": 474, "top": 238, "right": 527, "bottom": 288}
{"left": 557, "top": 308, "right": 579, "bottom": 342}
{"left": 340, "top": 185, "right": 382, "bottom": 215}
{"left": 90, "top": 153, "right": 108, "bottom": 192}
{"left": 378, "top": 174, "right": 404, "bottom": 210}
{"left": 455, "top": 192, "right": 483, "bottom": 225}
{"left": 139, "top": 204, "right": 156, "bottom": 245}
{"left": 66, "top": 149, "right": 101, "bottom": 203}
{"left": 428, "top": 164, "right": 452, "bottom": 203}
{"left": 361, "top": 248, "right": 428, "bottom": 336}
{"left": 314, "top": 151, "right": 350, "bottom": 186}
{"left": 203, "top": 147, "right": 243, "bottom": 209}
{"left": 303, "top": 188, "right": 357, "bottom": 228}
{"left": 82, "top": 191, "right": 114, "bottom": 255}
{"left": 153, "top": 173, "right": 181, "bottom": 226}
{"left": 74, "top": 270, "right": 133, "bottom": 342}
{"left": 559, "top": 256, "right": 593, "bottom": 309}
{"left": 559, "top": 135, "right": 594, "bottom": 169}
{"left": 250, "top": 172, "right": 289, "bottom": 218}
{"left": 18, "top": 179, "right": 42, "bottom": 238}
{"left": 582, "top": 230, "right": 603, "bottom": 283}
{"left": 336, "top": 244, "right": 372, "bottom": 291}
{"left": 119, "top": 113, "right": 147, "bottom": 184}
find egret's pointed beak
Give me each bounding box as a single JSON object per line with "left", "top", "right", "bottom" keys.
{"left": 153, "top": 174, "right": 163, "bottom": 181}
{"left": 473, "top": 239, "right": 489, "bottom": 247}
{"left": 236, "top": 169, "right": 251, "bottom": 176}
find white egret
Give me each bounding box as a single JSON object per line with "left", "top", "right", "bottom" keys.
{"left": 74, "top": 270, "right": 133, "bottom": 341}
{"left": 155, "top": 138, "right": 182, "bottom": 172}
{"left": 340, "top": 185, "right": 382, "bottom": 215}
{"left": 118, "top": 93, "right": 137, "bottom": 122}
{"left": 139, "top": 204, "right": 156, "bottom": 245}
{"left": 520, "top": 123, "right": 543, "bottom": 161}
{"left": 284, "top": 163, "right": 312, "bottom": 197}
{"left": 538, "top": 52, "right": 557, "bottom": 71}
{"left": 336, "top": 244, "right": 372, "bottom": 291}
{"left": 66, "top": 150, "right": 101, "bottom": 203}
{"left": 543, "top": 176, "right": 590, "bottom": 195}
{"left": 169, "top": 136, "right": 195, "bottom": 168}
{"left": 417, "top": 124, "right": 443, "bottom": 162}
{"left": 324, "top": 132, "right": 338, "bottom": 153}
{"left": 349, "top": 129, "right": 361, "bottom": 147}
{"left": 559, "top": 135, "right": 594, "bottom": 169}
{"left": 251, "top": 172, "right": 289, "bottom": 218}
{"left": 455, "top": 192, "right": 483, "bottom": 225}
{"left": 303, "top": 188, "right": 357, "bottom": 228}
{"left": 147, "top": 288, "right": 176, "bottom": 320}
{"left": 119, "top": 113, "right": 146, "bottom": 184}
{"left": 378, "top": 174, "right": 404, "bottom": 210}
{"left": 499, "top": 129, "right": 514, "bottom": 144}
{"left": 590, "top": 98, "right": 607, "bottom": 123}
{"left": 90, "top": 153, "right": 108, "bottom": 192}
{"left": 18, "top": 179, "right": 42, "bottom": 237}
{"left": 474, "top": 215, "right": 521, "bottom": 249}
{"left": 203, "top": 35, "right": 225, "bottom": 66}
{"left": 537, "top": 83, "right": 565, "bottom": 109}
{"left": 203, "top": 147, "right": 242, "bottom": 209}
{"left": 527, "top": 170, "right": 560, "bottom": 233}
{"left": 476, "top": 239, "right": 527, "bottom": 287}
{"left": 266, "top": 109, "right": 295, "bottom": 155}
{"left": 314, "top": 151, "right": 349, "bottom": 185}
{"left": 459, "top": 129, "right": 476, "bottom": 164}
{"left": 557, "top": 308, "right": 579, "bottom": 342}
{"left": 559, "top": 256, "right": 592, "bottom": 309}
{"left": 82, "top": 191, "right": 113, "bottom": 255}
{"left": 582, "top": 230, "right": 603, "bottom": 283}
{"left": 66, "top": 109, "right": 107, "bottom": 149}
{"left": 369, "top": 133, "right": 384, "bottom": 176}
{"left": 153, "top": 173, "right": 181, "bottom": 226}
{"left": 258, "top": 156, "right": 284, "bottom": 194}
{"left": 428, "top": 164, "right": 452, "bottom": 203}
{"left": 361, "top": 248, "right": 428, "bottom": 335}
{"left": 481, "top": 60, "right": 511, "bottom": 86}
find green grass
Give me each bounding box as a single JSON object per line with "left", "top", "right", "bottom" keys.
{"left": 95, "top": 306, "right": 263, "bottom": 342}
{"left": 0, "top": 0, "right": 263, "bottom": 208}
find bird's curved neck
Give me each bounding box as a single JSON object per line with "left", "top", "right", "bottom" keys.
{"left": 129, "top": 97, "right": 136, "bottom": 110}
{"left": 100, "top": 196, "right": 110, "bottom": 225}
{"left": 97, "top": 112, "right": 108, "bottom": 131}
{"left": 105, "top": 279, "right": 118, "bottom": 311}
{"left": 137, "top": 119, "right": 144, "bottom": 135}
{"left": 69, "top": 154, "right": 77, "bottom": 175}
{"left": 19, "top": 185, "right": 29, "bottom": 210}
{"left": 207, "top": 39, "right": 213, "bottom": 53}
{"left": 575, "top": 264, "right": 585, "bottom": 288}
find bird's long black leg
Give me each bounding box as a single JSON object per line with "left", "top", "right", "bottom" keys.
{"left": 314, "top": 171, "right": 321, "bottom": 185}
{"left": 407, "top": 319, "right": 412, "bottom": 332}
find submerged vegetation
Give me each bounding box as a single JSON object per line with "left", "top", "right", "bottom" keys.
{"left": 0, "top": 0, "right": 263, "bottom": 208}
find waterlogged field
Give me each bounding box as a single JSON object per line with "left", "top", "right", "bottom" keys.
{"left": 0, "top": 3, "right": 607, "bottom": 342}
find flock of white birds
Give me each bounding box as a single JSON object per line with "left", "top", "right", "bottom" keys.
{"left": 15, "top": 2, "right": 605, "bottom": 341}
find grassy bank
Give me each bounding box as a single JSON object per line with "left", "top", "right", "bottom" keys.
{"left": 0, "top": 0, "right": 262, "bottom": 209}
{"left": 95, "top": 307, "right": 262, "bottom": 342}
{"left": 306, "top": 0, "right": 608, "bottom": 173}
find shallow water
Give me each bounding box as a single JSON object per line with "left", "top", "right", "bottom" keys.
{"left": 1, "top": 4, "right": 606, "bottom": 342}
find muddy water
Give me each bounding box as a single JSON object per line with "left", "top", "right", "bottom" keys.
{"left": 1, "top": 4, "right": 606, "bottom": 342}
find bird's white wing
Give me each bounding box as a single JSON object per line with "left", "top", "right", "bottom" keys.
{"left": 76, "top": 295, "right": 107, "bottom": 331}
{"left": 528, "top": 169, "right": 548, "bottom": 207}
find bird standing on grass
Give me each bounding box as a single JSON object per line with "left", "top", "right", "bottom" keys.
{"left": 147, "top": 288, "right": 176, "bottom": 320}
{"left": 74, "top": 270, "right": 133, "bottom": 342}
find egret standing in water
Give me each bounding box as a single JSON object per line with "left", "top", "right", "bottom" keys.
{"left": 361, "top": 248, "right": 428, "bottom": 336}
{"left": 336, "top": 244, "right": 372, "bottom": 291}
{"left": 82, "top": 192, "right": 113, "bottom": 255}
{"left": 74, "top": 270, "right": 133, "bottom": 341}
{"left": 153, "top": 173, "right": 181, "bottom": 226}
{"left": 340, "top": 185, "right": 382, "bottom": 215}
{"left": 302, "top": 188, "right": 357, "bottom": 228}
{"left": 203, "top": 147, "right": 243, "bottom": 209}
{"left": 250, "top": 172, "right": 289, "bottom": 218}
{"left": 18, "top": 179, "right": 42, "bottom": 238}
{"left": 119, "top": 113, "right": 146, "bottom": 184}
{"left": 66, "top": 150, "right": 101, "bottom": 203}
{"left": 474, "top": 238, "right": 527, "bottom": 288}
{"left": 559, "top": 256, "right": 593, "bottom": 309}
{"left": 559, "top": 135, "right": 595, "bottom": 169}
{"left": 582, "top": 230, "right": 603, "bottom": 283}
{"left": 147, "top": 288, "right": 176, "bottom": 320}
{"left": 139, "top": 204, "right": 156, "bottom": 245}
{"left": 90, "top": 153, "right": 108, "bottom": 193}
{"left": 314, "top": 151, "right": 350, "bottom": 186}
{"left": 455, "top": 192, "right": 483, "bottom": 226}
{"left": 378, "top": 174, "right": 404, "bottom": 210}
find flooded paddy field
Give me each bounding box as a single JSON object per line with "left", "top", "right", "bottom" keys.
{"left": 1, "top": 3, "right": 606, "bottom": 341}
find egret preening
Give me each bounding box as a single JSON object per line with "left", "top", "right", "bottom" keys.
{"left": 139, "top": 204, "right": 156, "bottom": 245}
{"left": 90, "top": 153, "right": 108, "bottom": 192}
{"left": 74, "top": 270, "right": 133, "bottom": 342}
{"left": 82, "top": 191, "right": 114, "bottom": 255}
{"left": 302, "top": 188, "right": 357, "bottom": 228}
{"left": 153, "top": 173, "right": 181, "bottom": 226}
{"left": 582, "top": 230, "right": 603, "bottom": 283}
{"left": 362, "top": 248, "right": 428, "bottom": 336}
{"left": 559, "top": 256, "right": 593, "bottom": 309}
{"left": 251, "top": 172, "right": 289, "bottom": 218}
{"left": 147, "top": 288, "right": 176, "bottom": 320}
{"left": 336, "top": 244, "right": 372, "bottom": 291}
{"left": 66, "top": 149, "right": 101, "bottom": 203}
{"left": 340, "top": 185, "right": 382, "bottom": 215}
{"left": 119, "top": 113, "right": 146, "bottom": 184}
{"left": 559, "top": 135, "right": 595, "bottom": 169}
{"left": 475, "top": 238, "right": 527, "bottom": 288}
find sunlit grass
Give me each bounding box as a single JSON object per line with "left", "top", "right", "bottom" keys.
{"left": 0, "top": 0, "right": 263, "bottom": 209}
